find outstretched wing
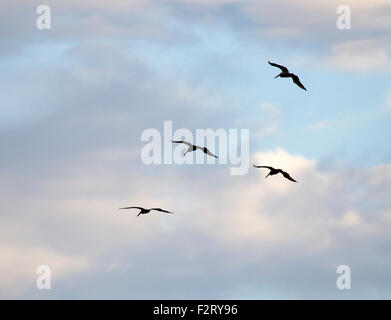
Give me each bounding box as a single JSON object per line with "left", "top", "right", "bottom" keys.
{"left": 203, "top": 147, "right": 218, "bottom": 158}
{"left": 253, "top": 165, "right": 274, "bottom": 170}
{"left": 171, "top": 140, "right": 193, "bottom": 148}
{"left": 119, "top": 206, "right": 144, "bottom": 210}
{"left": 268, "top": 61, "right": 289, "bottom": 73}
{"left": 291, "top": 74, "right": 307, "bottom": 91}
{"left": 281, "top": 171, "right": 298, "bottom": 183}
{"left": 150, "top": 208, "right": 174, "bottom": 214}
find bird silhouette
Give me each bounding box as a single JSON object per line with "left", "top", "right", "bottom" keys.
{"left": 119, "top": 206, "right": 173, "bottom": 217}
{"left": 268, "top": 61, "right": 307, "bottom": 91}
{"left": 171, "top": 140, "right": 218, "bottom": 158}
{"left": 253, "top": 165, "right": 298, "bottom": 183}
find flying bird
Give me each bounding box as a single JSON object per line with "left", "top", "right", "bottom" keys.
{"left": 119, "top": 206, "right": 173, "bottom": 217}
{"left": 268, "top": 61, "right": 307, "bottom": 91}
{"left": 253, "top": 165, "right": 298, "bottom": 183}
{"left": 171, "top": 140, "right": 218, "bottom": 158}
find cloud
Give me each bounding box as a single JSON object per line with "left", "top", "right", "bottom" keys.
{"left": 1, "top": 2, "right": 391, "bottom": 298}
{"left": 167, "top": 0, "right": 391, "bottom": 72}
{"left": 1, "top": 0, "right": 390, "bottom": 51}
{"left": 0, "top": 244, "right": 90, "bottom": 297}
{"left": 258, "top": 102, "right": 281, "bottom": 117}
{"left": 2, "top": 137, "right": 391, "bottom": 298}
{"left": 234, "top": 102, "right": 282, "bottom": 139}
{"left": 0, "top": 0, "right": 192, "bottom": 56}
{"left": 338, "top": 210, "right": 362, "bottom": 228}
{"left": 323, "top": 39, "right": 391, "bottom": 72}
{"left": 305, "top": 121, "right": 335, "bottom": 132}
{"left": 1, "top": 0, "right": 390, "bottom": 76}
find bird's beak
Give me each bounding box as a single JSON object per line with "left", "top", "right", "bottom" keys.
{"left": 274, "top": 75, "right": 280, "bottom": 78}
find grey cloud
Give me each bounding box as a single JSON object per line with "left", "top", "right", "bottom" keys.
{"left": 2, "top": 0, "right": 390, "bottom": 72}
{"left": 1, "top": 131, "right": 391, "bottom": 298}
{"left": 1, "top": 3, "right": 391, "bottom": 298}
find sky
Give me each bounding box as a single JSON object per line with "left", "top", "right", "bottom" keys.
{"left": 0, "top": 0, "right": 391, "bottom": 299}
